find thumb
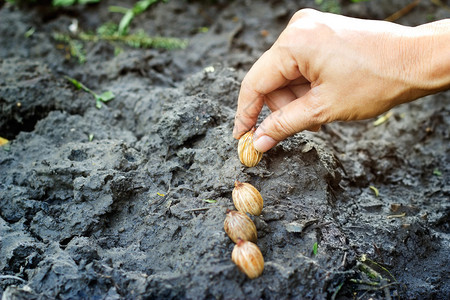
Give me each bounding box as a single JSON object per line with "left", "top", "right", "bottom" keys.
{"left": 253, "top": 92, "right": 324, "bottom": 152}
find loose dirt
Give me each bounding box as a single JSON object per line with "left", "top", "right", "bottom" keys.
{"left": 1, "top": 0, "right": 449, "bottom": 299}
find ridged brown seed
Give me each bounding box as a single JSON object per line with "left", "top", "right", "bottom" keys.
{"left": 238, "top": 128, "right": 263, "bottom": 167}
{"left": 232, "top": 239, "right": 264, "bottom": 279}
{"left": 224, "top": 209, "right": 257, "bottom": 243}
{"left": 232, "top": 181, "right": 263, "bottom": 216}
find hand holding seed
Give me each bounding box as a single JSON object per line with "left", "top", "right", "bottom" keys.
{"left": 233, "top": 9, "right": 450, "bottom": 152}
{"left": 238, "top": 128, "right": 263, "bottom": 167}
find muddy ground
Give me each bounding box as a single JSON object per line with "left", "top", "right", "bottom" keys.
{"left": 0, "top": 0, "right": 449, "bottom": 299}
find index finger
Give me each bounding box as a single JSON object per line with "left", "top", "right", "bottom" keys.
{"left": 233, "top": 45, "right": 304, "bottom": 139}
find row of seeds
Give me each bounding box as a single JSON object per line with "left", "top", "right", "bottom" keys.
{"left": 223, "top": 129, "right": 265, "bottom": 279}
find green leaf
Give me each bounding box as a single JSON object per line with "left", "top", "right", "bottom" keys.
{"left": 108, "top": 6, "right": 129, "bottom": 14}
{"left": 97, "top": 91, "right": 115, "bottom": 102}
{"left": 69, "top": 39, "right": 86, "bottom": 64}
{"left": 97, "top": 22, "right": 118, "bottom": 36}
{"left": 203, "top": 199, "right": 217, "bottom": 203}
{"left": 114, "top": 0, "right": 162, "bottom": 36}
{"left": 369, "top": 185, "right": 379, "bottom": 197}
{"left": 313, "top": 242, "right": 318, "bottom": 255}
{"left": 94, "top": 91, "right": 114, "bottom": 109}
{"left": 53, "top": 0, "right": 100, "bottom": 6}
{"left": 118, "top": 10, "right": 134, "bottom": 36}
{"left": 433, "top": 169, "right": 442, "bottom": 176}
{"left": 52, "top": 0, "right": 76, "bottom": 6}
{"left": 133, "top": 0, "right": 159, "bottom": 14}
{"left": 24, "top": 27, "right": 35, "bottom": 38}
{"left": 79, "top": 0, "right": 101, "bottom": 4}
{"left": 95, "top": 99, "right": 103, "bottom": 109}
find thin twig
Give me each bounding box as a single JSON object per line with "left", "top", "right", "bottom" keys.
{"left": 385, "top": 0, "right": 421, "bottom": 22}
{"left": 387, "top": 212, "right": 406, "bottom": 219}
{"left": 341, "top": 252, "right": 347, "bottom": 268}
{"left": 308, "top": 221, "right": 332, "bottom": 230}
{"left": 331, "top": 281, "right": 345, "bottom": 300}
{"left": 184, "top": 207, "right": 210, "bottom": 213}
{"left": 350, "top": 279, "right": 380, "bottom": 286}
{"left": 0, "top": 275, "right": 26, "bottom": 283}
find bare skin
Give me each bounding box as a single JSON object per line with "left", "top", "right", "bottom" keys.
{"left": 233, "top": 9, "right": 450, "bottom": 152}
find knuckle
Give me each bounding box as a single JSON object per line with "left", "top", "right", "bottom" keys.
{"left": 308, "top": 99, "right": 330, "bottom": 126}
{"left": 279, "top": 26, "right": 298, "bottom": 46}
{"left": 282, "top": 12, "right": 325, "bottom": 51}
{"left": 270, "top": 113, "right": 296, "bottom": 138}
{"left": 276, "top": 27, "right": 304, "bottom": 59}
{"left": 303, "top": 91, "right": 331, "bottom": 126}
{"left": 292, "top": 8, "right": 317, "bottom": 21}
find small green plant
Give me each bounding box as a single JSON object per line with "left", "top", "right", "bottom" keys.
{"left": 336, "top": 254, "right": 399, "bottom": 299}
{"left": 53, "top": 32, "right": 87, "bottom": 63}
{"left": 53, "top": 0, "right": 187, "bottom": 63}
{"left": 312, "top": 242, "right": 318, "bottom": 255}
{"left": 433, "top": 168, "right": 442, "bottom": 176}
{"left": 64, "top": 76, "right": 115, "bottom": 108}
{"left": 80, "top": 24, "right": 188, "bottom": 50}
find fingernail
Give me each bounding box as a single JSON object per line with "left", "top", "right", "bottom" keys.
{"left": 254, "top": 135, "right": 277, "bottom": 153}
{"left": 233, "top": 126, "right": 244, "bottom": 139}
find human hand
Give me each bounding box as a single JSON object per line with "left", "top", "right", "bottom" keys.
{"left": 233, "top": 9, "right": 450, "bottom": 152}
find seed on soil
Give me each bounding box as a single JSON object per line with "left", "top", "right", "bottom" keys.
{"left": 224, "top": 209, "right": 257, "bottom": 243}
{"left": 232, "top": 238, "right": 264, "bottom": 279}
{"left": 238, "top": 128, "right": 263, "bottom": 167}
{"left": 232, "top": 181, "right": 263, "bottom": 216}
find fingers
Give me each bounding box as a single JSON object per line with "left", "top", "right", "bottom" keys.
{"left": 265, "top": 82, "right": 311, "bottom": 112}
{"left": 233, "top": 47, "right": 303, "bottom": 139}
{"left": 233, "top": 8, "right": 322, "bottom": 140}
{"left": 253, "top": 91, "right": 326, "bottom": 152}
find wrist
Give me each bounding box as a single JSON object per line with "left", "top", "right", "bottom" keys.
{"left": 407, "top": 20, "right": 450, "bottom": 97}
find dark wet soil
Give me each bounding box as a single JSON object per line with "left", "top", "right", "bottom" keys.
{"left": 1, "top": 0, "right": 449, "bottom": 299}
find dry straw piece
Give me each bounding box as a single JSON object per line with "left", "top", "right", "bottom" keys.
{"left": 224, "top": 209, "right": 257, "bottom": 243}
{"left": 232, "top": 181, "right": 263, "bottom": 216}
{"left": 232, "top": 238, "right": 264, "bottom": 279}
{"left": 238, "top": 128, "right": 263, "bottom": 167}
